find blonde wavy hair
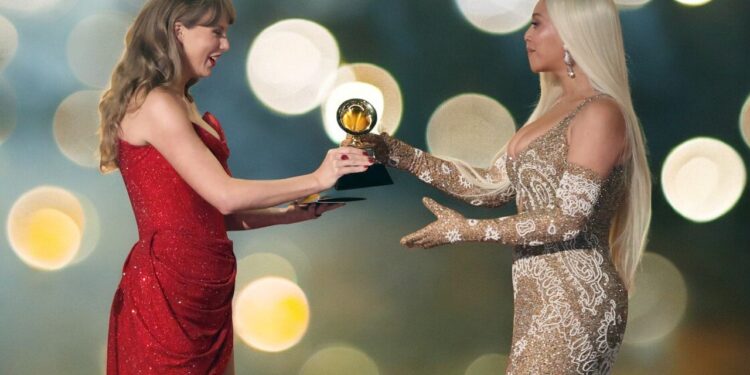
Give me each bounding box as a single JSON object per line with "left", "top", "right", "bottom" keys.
{"left": 451, "top": 0, "right": 651, "bottom": 292}
{"left": 98, "top": 0, "right": 235, "bottom": 173}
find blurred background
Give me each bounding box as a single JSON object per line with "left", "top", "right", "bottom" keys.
{"left": 1, "top": 0, "right": 749, "bottom": 374}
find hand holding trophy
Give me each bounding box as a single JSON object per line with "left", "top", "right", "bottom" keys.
{"left": 330, "top": 86, "right": 394, "bottom": 190}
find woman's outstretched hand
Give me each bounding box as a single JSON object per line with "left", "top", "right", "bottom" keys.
{"left": 313, "top": 146, "right": 373, "bottom": 190}
{"left": 401, "top": 197, "right": 475, "bottom": 249}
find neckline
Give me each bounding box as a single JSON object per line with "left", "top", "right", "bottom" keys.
{"left": 192, "top": 122, "right": 222, "bottom": 143}
{"left": 119, "top": 121, "right": 222, "bottom": 149}
{"left": 507, "top": 94, "right": 606, "bottom": 161}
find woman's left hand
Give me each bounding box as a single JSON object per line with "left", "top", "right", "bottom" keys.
{"left": 401, "top": 197, "right": 473, "bottom": 249}
{"left": 284, "top": 202, "right": 344, "bottom": 224}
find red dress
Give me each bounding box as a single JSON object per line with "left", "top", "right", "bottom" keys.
{"left": 107, "top": 113, "right": 236, "bottom": 374}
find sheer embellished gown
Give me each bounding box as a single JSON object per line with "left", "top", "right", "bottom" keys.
{"left": 385, "top": 95, "right": 628, "bottom": 374}
{"left": 107, "top": 113, "right": 236, "bottom": 375}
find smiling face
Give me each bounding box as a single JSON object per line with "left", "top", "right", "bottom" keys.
{"left": 176, "top": 15, "right": 230, "bottom": 80}
{"left": 524, "top": 0, "right": 566, "bottom": 75}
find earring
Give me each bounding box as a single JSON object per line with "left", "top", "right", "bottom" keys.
{"left": 563, "top": 49, "right": 576, "bottom": 79}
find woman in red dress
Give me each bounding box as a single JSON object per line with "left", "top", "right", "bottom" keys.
{"left": 98, "top": 1, "right": 372, "bottom": 374}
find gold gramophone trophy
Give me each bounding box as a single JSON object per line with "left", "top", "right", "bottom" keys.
{"left": 334, "top": 98, "right": 393, "bottom": 190}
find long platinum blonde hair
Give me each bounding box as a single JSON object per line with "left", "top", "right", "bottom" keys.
{"left": 98, "top": 0, "right": 235, "bottom": 173}
{"left": 450, "top": 0, "right": 651, "bottom": 292}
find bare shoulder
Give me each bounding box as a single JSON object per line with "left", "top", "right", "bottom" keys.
{"left": 120, "top": 87, "right": 192, "bottom": 145}
{"left": 567, "top": 96, "right": 628, "bottom": 175}
{"left": 570, "top": 96, "right": 626, "bottom": 141}
{"left": 138, "top": 88, "right": 193, "bottom": 139}
{"left": 140, "top": 88, "right": 189, "bottom": 123}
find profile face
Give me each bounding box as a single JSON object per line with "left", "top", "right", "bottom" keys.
{"left": 177, "top": 14, "right": 231, "bottom": 79}
{"left": 524, "top": 0, "right": 565, "bottom": 74}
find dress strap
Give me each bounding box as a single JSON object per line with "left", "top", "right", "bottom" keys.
{"left": 565, "top": 93, "right": 610, "bottom": 122}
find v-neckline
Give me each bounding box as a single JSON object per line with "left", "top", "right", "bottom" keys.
{"left": 192, "top": 122, "right": 222, "bottom": 143}
{"left": 506, "top": 94, "right": 605, "bottom": 161}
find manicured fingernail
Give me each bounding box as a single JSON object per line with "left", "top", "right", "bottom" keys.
{"left": 368, "top": 157, "right": 375, "bottom": 163}
{"left": 362, "top": 151, "right": 368, "bottom": 156}
{"left": 341, "top": 155, "right": 349, "bottom": 160}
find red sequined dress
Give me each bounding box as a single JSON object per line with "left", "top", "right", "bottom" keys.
{"left": 107, "top": 113, "right": 236, "bottom": 374}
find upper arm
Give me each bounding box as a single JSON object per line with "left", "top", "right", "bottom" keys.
{"left": 566, "top": 98, "right": 626, "bottom": 178}
{"left": 140, "top": 89, "right": 234, "bottom": 212}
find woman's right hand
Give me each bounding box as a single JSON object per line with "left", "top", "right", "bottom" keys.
{"left": 341, "top": 133, "right": 391, "bottom": 164}
{"left": 312, "top": 147, "right": 374, "bottom": 190}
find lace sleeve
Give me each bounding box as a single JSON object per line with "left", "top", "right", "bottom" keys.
{"left": 384, "top": 135, "right": 515, "bottom": 208}
{"left": 439, "top": 162, "right": 603, "bottom": 246}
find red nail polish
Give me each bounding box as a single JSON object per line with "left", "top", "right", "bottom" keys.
{"left": 369, "top": 157, "right": 375, "bottom": 163}
{"left": 362, "top": 151, "right": 368, "bottom": 156}
{"left": 341, "top": 155, "right": 349, "bottom": 160}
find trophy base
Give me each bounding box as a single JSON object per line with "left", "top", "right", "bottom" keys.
{"left": 334, "top": 163, "right": 393, "bottom": 190}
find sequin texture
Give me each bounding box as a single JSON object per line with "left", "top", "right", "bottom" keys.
{"left": 107, "top": 112, "right": 236, "bottom": 374}
{"left": 387, "top": 95, "right": 629, "bottom": 374}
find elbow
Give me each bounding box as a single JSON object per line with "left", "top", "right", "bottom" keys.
{"left": 214, "top": 190, "right": 238, "bottom": 215}
{"left": 216, "top": 200, "right": 235, "bottom": 216}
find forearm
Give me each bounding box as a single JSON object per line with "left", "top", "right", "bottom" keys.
{"left": 385, "top": 136, "right": 514, "bottom": 207}
{"left": 462, "top": 208, "right": 587, "bottom": 246}
{"left": 458, "top": 169, "right": 601, "bottom": 246}
{"left": 219, "top": 173, "right": 322, "bottom": 214}
{"left": 225, "top": 207, "right": 289, "bottom": 231}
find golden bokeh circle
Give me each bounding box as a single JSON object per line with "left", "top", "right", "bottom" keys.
{"left": 321, "top": 63, "right": 403, "bottom": 144}
{"left": 7, "top": 186, "right": 86, "bottom": 271}
{"left": 426, "top": 93, "right": 516, "bottom": 168}
{"left": 233, "top": 277, "right": 310, "bottom": 353}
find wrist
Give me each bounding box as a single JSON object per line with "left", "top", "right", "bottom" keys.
{"left": 383, "top": 135, "right": 418, "bottom": 171}
{"left": 308, "top": 172, "right": 325, "bottom": 192}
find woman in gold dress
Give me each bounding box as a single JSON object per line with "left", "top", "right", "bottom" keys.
{"left": 356, "top": 0, "right": 651, "bottom": 373}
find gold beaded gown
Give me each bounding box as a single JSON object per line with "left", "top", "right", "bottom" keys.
{"left": 385, "top": 95, "right": 628, "bottom": 374}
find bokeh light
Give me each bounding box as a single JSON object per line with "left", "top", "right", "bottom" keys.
{"left": 246, "top": 19, "right": 340, "bottom": 115}
{"left": 614, "top": 0, "right": 652, "bottom": 9}
{"left": 236, "top": 252, "right": 298, "bottom": 288}
{"left": 300, "top": 345, "right": 379, "bottom": 375}
{"left": 234, "top": 277, "right": 310, "bottom": 353}
{"left": 7, "top": 186, "right": 86, "bottom": 271}
{"left": 661, "top": 137, "right": 746, "bottom": 222}
{"left": 624, "top": 252, "right": 688, "bottom": 345}
{"left": 0, "top": 14, "right": 18, "bottom": 71}
{"left": 455, "top": 0, "right": 536, "bottom": 35}
{"left": 0, "top": 0, "right": 77, "bottom": 14}
{"left": 0, "top": 78, "right": 16, "bottom": 145}
{"left": 465, "top": 353, "right": 508, "bottom": 375}
{"left": 323, "top": 82, "right": 385, "bottom": 144}
{"left": 320, "top": 63, "right": 403, "bottom": 143}
{"left": 53, "top": 90, "right": 102, "bottom": 168}
{"left": 426, "top": 93, "right": 516, "bottom": 168}
{"left": 66, "top": 13, "right": 131, "bottom": 88}
{"left": 740, "top": 94, "right": 750, "bottom": 149}
{"left": 70, "top": 194, "right": 100, "bottom": 265}
{"left": 674, "top": 0, "right": 712, "bottom": 7}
